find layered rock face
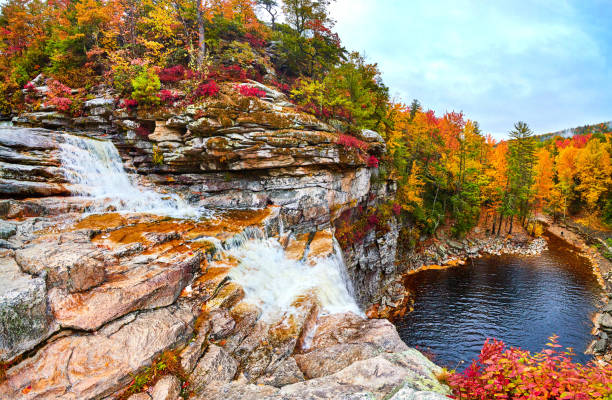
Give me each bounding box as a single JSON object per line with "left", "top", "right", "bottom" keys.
{"left": 0, "top": 81, "right": 449, "bottom": 399}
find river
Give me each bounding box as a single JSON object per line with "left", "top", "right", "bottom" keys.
{"left": 395, "top": 232, "right": 603, "bottom": 368}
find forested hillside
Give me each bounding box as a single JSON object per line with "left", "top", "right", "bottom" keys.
{"left": 1, "top": 0, "right": 610, "bottom": 241}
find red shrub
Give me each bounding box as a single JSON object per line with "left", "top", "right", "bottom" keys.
{"left": 49, "top": 97, "right": 72, "bottom": 112}
{"left": 207, "top": 65, "right": 247, "bottom": 82}
{"left": 337, "top": 134, "right": 368, "bottom": 151}
{"left": 271, "top": 80, "right": 291, "bottom": 93}
{"left": 47, "top": 79, "right": 71, "bottom": 97}
{"left": 392, "top": 203, "right": 401, "bottom": 216}
{"left": 158, "top": 65, "right": 186, "bottom": 83}
{"left": 367, "top": 155, "right": 379, "bottom": 168}
{"left": 121, "top": 99, "right": 138, "bottom": 109}
{"left": 158, "top": 89, "right": 182, "bottom": 104}
{"left": 193, "top": 81, "right": 220, "bottom": 98}
{"left": 23, "top": 82, "right": 37, "bottom": 92}
{"left": 245, "top": 32, "right": 266, "bottom": 48}
{"left": 238, "top": 84, "right": 266, "bottom": 98}
{"left": 448, "top": 336, "right": 612, "bottom": 400}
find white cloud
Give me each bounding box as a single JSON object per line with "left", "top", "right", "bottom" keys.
{"left": 329, "top": 0, "right": 611, "bottom": 138}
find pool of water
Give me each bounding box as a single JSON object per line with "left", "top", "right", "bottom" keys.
{"left": 395, "top": 233, "right": 603, "bottom": 368}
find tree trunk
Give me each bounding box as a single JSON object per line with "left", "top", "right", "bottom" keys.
{"left": 508, "top": 215, "right": 514, "bottom": 234}
{"left": 197, "top": 1, "right": 206, "bottom": 68}
{"left": 491, "top": 213, "right": 497, "bottom": 235}
{"left": 497, "top": 213, "right": 503, "bottom": 236}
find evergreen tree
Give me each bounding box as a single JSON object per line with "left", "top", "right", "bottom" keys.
{"left": 505, "top": 121, "right": 536, "bottom": 231}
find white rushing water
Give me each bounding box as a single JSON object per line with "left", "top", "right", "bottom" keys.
{"left": 227, "top": 237, "right": 362, "bottom": 321}
{"left": 58, "top": 133, "right": 361, "bottom": 319}
{"left": 59, "top": 134, "right": 200, "bottom": 218}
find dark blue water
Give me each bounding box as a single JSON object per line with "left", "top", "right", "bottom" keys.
{"left": 395, "top": 233, "right": 603, "bottom": 368}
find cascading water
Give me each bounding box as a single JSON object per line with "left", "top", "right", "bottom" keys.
{"left": 59, "top": 134, "right": 200, "bottom": 218}
{"left": 58, "top": 132, "right": 361, "bottom": 319}
{"left": 227, "top": 236, "right": 362, "bottom": 321}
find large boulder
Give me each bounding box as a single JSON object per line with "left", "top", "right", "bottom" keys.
{"left": 0, "top": 256, "right": 57, "bottom": 361}
{"left": 15, "top": 233, "right": 108, "bottom": 293}
{"left": 191, "top": 345, "right": 238, "bottom": 393}
{"left": 0, "top": 305, "right": 194, "bottom": 399}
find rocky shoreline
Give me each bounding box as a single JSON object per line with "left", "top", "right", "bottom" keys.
{"left": 368, "top": 233, "right": 548, "bottom": 320}
{"left": 541, "top": 218, "right": 612, "bottom": 362}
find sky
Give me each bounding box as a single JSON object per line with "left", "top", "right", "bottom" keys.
{"left": 327, "top": 0, "right": 612, "bottom": 139}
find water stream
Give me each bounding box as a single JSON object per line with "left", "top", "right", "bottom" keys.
{"left": 395, "top": 233, "right": 603, "bottom": 368}
{"left": 58, "top": 134, "right": 200, "bottom": 219}
{"left": 58, "top": 133, "right": 361, "bottom": 320}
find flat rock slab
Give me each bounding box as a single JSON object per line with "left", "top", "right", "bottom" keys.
{"left": 306, "top": 312, "right": 409, "bottom": 354}
{"left": 0, "top": 306, "right": 194, "bottom": 400}
{"left": 0, "top": 256, "right": 57, "bottom": 361}
{"left": 49, "top": 254, "right": 199, "bottom": 331}
{"left": 15, "top": 234, "right": 108, "bottom": 293}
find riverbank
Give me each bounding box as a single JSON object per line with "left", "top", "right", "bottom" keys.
{"left": 367, "top": 231, "right": 548, "bottom": 319}
{"left": 538, "top": 216, "right": 612, "bottom": 361}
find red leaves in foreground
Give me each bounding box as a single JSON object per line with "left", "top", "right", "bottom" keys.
{"left": 448, "top": 335, "right": 612, "bottom": 400}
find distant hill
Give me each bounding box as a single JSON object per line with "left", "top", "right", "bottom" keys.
{"left": 535, "top": 121, "right": 612, "bottom": 142}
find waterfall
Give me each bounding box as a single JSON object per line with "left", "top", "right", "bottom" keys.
{"left": 57, "top": 133, "right": 361, "bottom": 318}
{"left": 58, "top": 134, "right": 200, "bottom": 218}
{"left": 227, "top": 237, "right": 362, "bottom": 321}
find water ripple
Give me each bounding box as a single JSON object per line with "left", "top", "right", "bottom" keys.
{"left": 395, "top": 234, "right": 603, "bottom": 368}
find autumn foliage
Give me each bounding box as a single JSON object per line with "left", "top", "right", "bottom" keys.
{"left": 448, "top": 336, "right": 612, "bottom": 400}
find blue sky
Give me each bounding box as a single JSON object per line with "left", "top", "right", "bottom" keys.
{"left": 328, "top": 0, "right": 612, "bottom": 139}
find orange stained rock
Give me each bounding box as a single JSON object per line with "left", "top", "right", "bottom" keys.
{"left": 73, "top": 213, "right": 129, "bottom": 231}
{"left": 306, "top": 229, "right": 334, "bottom": 264}
{"left": 284, "top": 233, "right": 310, "bottom": 261}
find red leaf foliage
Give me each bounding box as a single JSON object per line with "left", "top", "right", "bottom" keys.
{"left": 238, "top": 84, "right": 266, "bottom": 98}
{"left": 448, "top": 335, "right": 612, "bottom": 400}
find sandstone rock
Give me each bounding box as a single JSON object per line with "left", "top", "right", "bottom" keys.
{"left": 150, "top": 375, "right": 181, "bottom": 400}
{"left": 128, "top": 393, "right": 152, "bottom": 400}
{"left": 600, "top": 313, "right": 612, "bottom": 330}
{"left": 149, "top": 121, "right": 183, "bottom": 142}
{"left": 166, "top": 115, "right": 193, "bottom": 128}
{"left": 361, "top": 129, "right": 385, "bottom": 143}
{"left": 294, "top": 343, "right": 380, "bottom": 379}
{"left": 0, "top": 178, "right": 70, "bottom": 197}
{"left": 180, "top": 318, "right": 212, "bottom": 373}
{"left": 389, "top": 386, "right": 451, "bottom": 400}
{"left": 191, "top": 344, "right": 238, "bottom": 393}
{"left": 306, "top": 312, "right": 408, "bottom": 354}
{"left": 256, "top": 356, "right": 305, "bottom": 387}
{"left": 49, "top": 254, "right": 200, "bottom": 331}
{"left": 0, "top": 306, "right": 194, "bottom": 399}
{"left": 240, "top": 296, "right": 318, "bottom": 381}
{"left": 194, "top": 381, "right": 279, "bottom": 400}
{"left": 0, "top": 221, "right": 17, "bottom": 239}
{"left": 0, "top": 256, "right": 57, "bottom": 361}
{"left": 207, "top": 309, "right": 236, "bottom": 340}
{"left": 188, "top": 118, "right": 222, "bottom": 136}
{"left": 84, "top": 98, "right": 115, "bottom": 109}
{"left": 279, "top": 350, "right": 450, "bottom": 399}
{"left": 15, "top": 236, "right": 107, "bottom": 293}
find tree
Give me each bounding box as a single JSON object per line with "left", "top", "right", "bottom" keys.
{"left": 504, "top": 121, "right": 536, "bottom": 232}
{"left": 555, "top": 145, "right": 579, "bottom": 221}
{"left": 282, "top": 0, "right": 334, "bottom": 36}
{"left": 257, "top": 0, "right": 278, "bottom": 27}
{"left": 575, "top": 139, "right": 612, "bottom": 225}
{"left": 532, "top": 147, "right": 554, "bottom": 212}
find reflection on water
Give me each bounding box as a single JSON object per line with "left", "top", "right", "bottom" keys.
{"left": 395, "top": 233, "right": 603, "bottom": 368}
